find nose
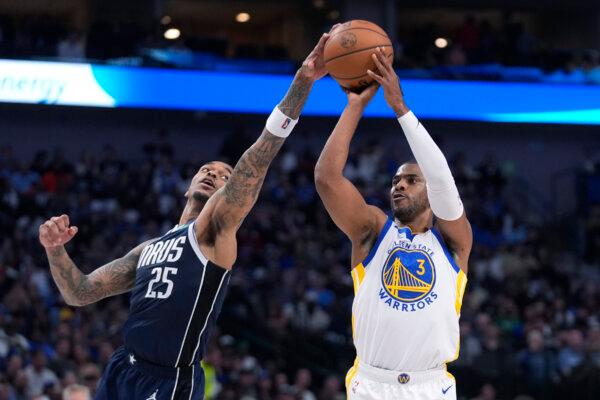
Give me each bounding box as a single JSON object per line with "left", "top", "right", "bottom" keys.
{"left": 207, "top": 170, "right": 217, "bottom": 179}
{"left": 394, "top": 179, "right": 407, "bottom": 192}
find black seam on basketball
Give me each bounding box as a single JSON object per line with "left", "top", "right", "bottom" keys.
{"left": 325, "top": 44, "right": 393, "bottom": 64}
{"left": 329, "top": 27, "right": 390, "bottom": 41}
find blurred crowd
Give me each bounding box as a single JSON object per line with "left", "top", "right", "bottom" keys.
{"left": 1, "top": 12, "right": 599, "bottom": 84}
{"left": 0, "top": 130, "right": 599, "bottom": 400}
{"left": 398, "top": 14, "right": 600, "bottom": 84}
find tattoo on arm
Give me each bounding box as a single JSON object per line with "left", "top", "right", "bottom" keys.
{"left": 217, "top": 71, "right": 313, "bottom": 225}
{"left": 222, "top": 131, "right": 284, "bottom": 209}
{"left": 277, "top": 70, "right": 314, "bottom": 119}
{"left": 47, "top": 243, "right": 146, "bottom": 306}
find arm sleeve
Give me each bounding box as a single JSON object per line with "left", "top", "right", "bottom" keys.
{"left": 397, "top": 111, "right": 464, "bottom": 221}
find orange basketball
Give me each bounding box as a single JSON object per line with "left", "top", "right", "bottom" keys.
{"left": 324, "top": 20, "right": 393, "bottom": 92}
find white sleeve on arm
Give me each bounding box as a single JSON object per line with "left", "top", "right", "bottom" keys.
{"left": 397, "top": 111, "right": 464, "bottom": 221}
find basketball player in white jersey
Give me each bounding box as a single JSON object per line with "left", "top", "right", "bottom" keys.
{"left": 314, "top": 47, "right": 472, "bottom": 400}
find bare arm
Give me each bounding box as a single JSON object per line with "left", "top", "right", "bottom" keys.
{"left": 46, "top": 243, "right": 145, "bottom": 306}
{"left": 209, "top": 72, "right": 313, "bottom": 231}
{"left": 315, "top": 85, "right": 387, "bottom": 246}
{"left": 202, "top": 34, "right": 331, "bottom": 232}
{"left": 39, "top": 214, "right": 148, "bottom": 306}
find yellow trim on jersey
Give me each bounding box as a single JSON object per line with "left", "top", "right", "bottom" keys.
{"left": 454, "top": 270, "right": 467, "bottom": 315}
{"left": 345, "top": 358, "right": 360, "bottom": 394}
{"left": 351, "top": 263, "right": 366, "bottom": 295}
{"left": 347, "top": 265, "right": 365, "bottom": 395}
{"left": 440, "top": 270, "right": 469, "bottom": 380}
{"left": 444, "top": 270, "right": 469, "bottom": 367}
{"left": 445, "top": 366, "right": 456, "bottom": 381}
{"left": 350, "top": 264, "right": 366, "bottom": 340}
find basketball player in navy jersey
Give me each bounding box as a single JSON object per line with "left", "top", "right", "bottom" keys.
{"left": 38, "top": 33, "right": 332, "bottom": 400}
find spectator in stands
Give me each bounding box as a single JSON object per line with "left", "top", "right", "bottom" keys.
{"left": 0, "top": 140, "right": 598, "bottom": 399}
{"left": 56, "top": 32, "right": 86, "bottom": 60}
{"left": 24, "top": 350, "right": 58, "bottom": 398}
{"left": 517, "top": 329, "right": 559, "bottom": 398}
{"left": 63, "top": 383, "right": 90, "bottom": 400}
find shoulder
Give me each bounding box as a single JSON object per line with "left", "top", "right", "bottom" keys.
{"left": 430, "top": 225, "right": 470, "bottom": 273}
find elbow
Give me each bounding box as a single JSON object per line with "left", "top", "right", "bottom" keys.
{"left": 62, "top": 294, "right": 86, "bottom": 307}
{"left": 64, "top": 297, "right": 83, "bottom": 307}
{"left": 314, "top": 168, "right": 331, "bottom": 191}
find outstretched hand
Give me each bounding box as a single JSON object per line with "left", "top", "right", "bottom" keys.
{"left": 39, "top": 214, "right": 78, "bottom": 249}
{"left": 345, "top": 83, "right": 380, "bottom": 109}
{"left": 366, "top": 47, "right": 409, "bottom": 117}
{"left": 299, "top": 33, "right": 331, "bottom": 81}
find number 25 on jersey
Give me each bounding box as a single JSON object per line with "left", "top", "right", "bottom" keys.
{"left": 145, "top": 267, "right": 177, "bottom": 299}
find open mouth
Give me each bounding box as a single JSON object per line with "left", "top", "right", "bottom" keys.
{"left": 200, "top": 179, "right": 215, "bottom": 189}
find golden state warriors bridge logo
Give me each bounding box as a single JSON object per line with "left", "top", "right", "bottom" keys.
{"left": 379, "top": 247, "right": 437, "bottom": 312}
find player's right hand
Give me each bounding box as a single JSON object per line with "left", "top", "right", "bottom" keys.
{"left": 345, "top": 83, "right": 379, "bottom": 108}
{"left": 39, "top": 214, "right": 78, "bottom": 249}
{"left": 299, "top": 32, "right": 331, "bottom": 81}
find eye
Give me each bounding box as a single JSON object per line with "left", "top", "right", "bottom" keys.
{"left": 408, "top": 177, "right": 417, "bottom": 184}
{"left": 200, "top": 167, "right": 209, "bottom": 172}
{"left": 221, "top": 175, "right": 230, "bottom": 181}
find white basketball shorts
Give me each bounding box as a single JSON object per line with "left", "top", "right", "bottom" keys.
{"left": 346, "top": 362, "right": 457, "bottom": 400}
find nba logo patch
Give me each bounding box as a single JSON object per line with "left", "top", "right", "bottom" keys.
{"left": 281, "top": 117, "right": 291, "bottom": 129}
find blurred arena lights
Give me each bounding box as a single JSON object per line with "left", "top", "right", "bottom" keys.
{"left": 328, "top": 10, "right": 340, "bottom": 20}
{"left": 164, "top": 28, "right": 181, "bottom": 40}
{"left": 236, "top": 12, "right": 251, "bottom": 23}
{"left": 160, "top": 15, "right": 172, "bottom": 25}
{"left": 435, "top": 38, "right": 449, "bottom": 48}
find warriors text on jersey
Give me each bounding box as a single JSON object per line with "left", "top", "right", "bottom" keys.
{"left": 348, "top": 218, "right": 467, "bottom": 373}
{"left": 123, "top": 221, "right": 231, "bottom": 368}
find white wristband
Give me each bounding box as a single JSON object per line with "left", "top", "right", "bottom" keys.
{"left": 265, "top": 106, "right": 298, "bottom": 138}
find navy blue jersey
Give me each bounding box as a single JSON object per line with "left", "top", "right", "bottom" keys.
{"left": 123, "top": 221, "right": 230, "bottom": 368}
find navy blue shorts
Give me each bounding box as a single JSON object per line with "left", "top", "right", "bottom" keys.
{"left": 95, "top": 346, "right": 204, "bottom": 400}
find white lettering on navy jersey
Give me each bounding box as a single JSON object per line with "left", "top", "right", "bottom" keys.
{"left": 138, "top": 236, "right": 186, "bottom": 268}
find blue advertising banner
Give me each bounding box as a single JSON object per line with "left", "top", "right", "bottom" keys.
{"left": 0, "top": 59, "right": 599, "bottom": 125}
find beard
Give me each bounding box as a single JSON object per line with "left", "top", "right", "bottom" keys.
{"left": 192, "top": 190, "right": 210, "bottom": 202}
{"left": 391, "top": 194, "right": 429, "bottom": 224}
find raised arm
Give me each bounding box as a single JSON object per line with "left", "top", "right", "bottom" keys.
{"left": 201, "top": 34, "right": 330, "bottom": 234}
{"left": 314, "top": 85, "right": 388, "bottom": 257}
{"left": 368, "top": 47, "right": 473, "bottom": 272}
{"left": 39, "top": 214, "right": 148, "bottom": 306}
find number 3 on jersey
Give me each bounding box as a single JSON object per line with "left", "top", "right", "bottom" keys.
{"left": 145, "top": 267, "right": 177, "bottom": 299}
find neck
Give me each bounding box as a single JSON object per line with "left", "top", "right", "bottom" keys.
{"left": 395, "top": 209, "right": 433, "bottom": 233}
{"left": 179, "top": 198, "right": 205, "bottom": 226}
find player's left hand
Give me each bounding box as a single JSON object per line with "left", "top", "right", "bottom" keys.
{"left": 299, "top": 32, "right": 331, "bottom": 81}
{"left": 367, "top": 47, "right": 409, "bottom": 117}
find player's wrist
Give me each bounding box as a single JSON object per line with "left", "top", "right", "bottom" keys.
{"left": 266, "top": 106, "right": 298, "bottom": 138}
{"left": 296, "top": 66, "right": 316, "bottom": 82}
{"left": 46, "top": 245, "right": 66, "bottom": 256}
{"left": 347, "top": 98, "right": 366, "bottom": 109}
{"left": 391, "top": 101, "right": 410, "bottom": 117}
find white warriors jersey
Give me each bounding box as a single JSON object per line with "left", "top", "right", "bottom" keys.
{"left": 349, "top": 218, "right": 467, "bottom": 372}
